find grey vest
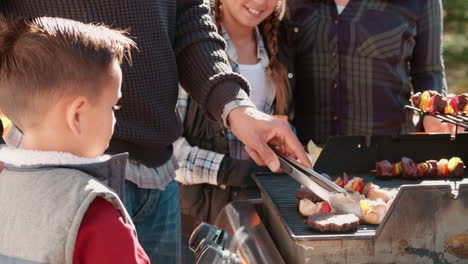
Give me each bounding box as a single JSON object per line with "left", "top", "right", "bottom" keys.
{"left": 0, "top": 168, "right": 133, "bottom": 264}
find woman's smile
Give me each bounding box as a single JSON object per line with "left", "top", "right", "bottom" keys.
{"left": 243, "top": 5, "right": 264, "bottom": 18}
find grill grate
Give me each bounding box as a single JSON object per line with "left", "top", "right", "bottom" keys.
{"left": 255, "top": 172, "right": 466, "bottom": 240}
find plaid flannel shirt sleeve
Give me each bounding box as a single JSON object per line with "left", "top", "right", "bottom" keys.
{"left": 410, "top": 0, "right": 447, "bottom": 95}
{"left": 174, "top": 88, "right": 225, "bottom": 186}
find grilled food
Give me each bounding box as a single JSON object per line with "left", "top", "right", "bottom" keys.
{"left": 376, "top": 157, "right": 464, "bottom": 178}
{"left": 412, "top": 90, "right": 468, "bottom": 115}
{"left": 296, "top": 173, "right": 396, "bottom": 228}
{"left": 295, "top": 188, "right": 323, "bottom": 203}
{"left": 305, "top": 213, "right": 360, "bottom": 232}
{"left": 298, "top": 199, "right": 323, "bottom": 216}
{"left": 359, "top": 199, "right": 388, "bottom": 225}
{"left": 401, "top": 157, "right": 419, "bottom": 178}
{"left": 375, "top": 160, "right": 393, "bottom": 178}
{"left": 333, "top": 175, "right": 392, "bottom": 202}
{"left": 296, "top": 175, "right": 394, "bottom": 227}
{"left": 363, "top": 183, "right": 392, "bottom": 203}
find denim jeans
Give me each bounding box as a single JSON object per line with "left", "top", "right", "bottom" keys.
{"left": 124, "top": 180, "right": 181, "bottom": 263}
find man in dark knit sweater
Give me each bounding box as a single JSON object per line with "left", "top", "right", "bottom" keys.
{"left": 1, "top": 1, "right": 311, "bottom": 262}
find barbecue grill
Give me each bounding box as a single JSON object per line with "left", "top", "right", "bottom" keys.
{"left": 215, "top": 133, "right": 468, "bottom": 264}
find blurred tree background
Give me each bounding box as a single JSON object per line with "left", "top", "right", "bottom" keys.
{"left": 443, "top": 0, "right": 468, "bottom": 94}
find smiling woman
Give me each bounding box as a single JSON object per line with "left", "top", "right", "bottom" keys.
{"left": 175, "top": 0, "right": 300, "bottom": 241}
{"left": 220, "top": 0, "right": 278, "bottom": 30}
{"left": 212, "top": 0, "right": 290, "bottom": 115}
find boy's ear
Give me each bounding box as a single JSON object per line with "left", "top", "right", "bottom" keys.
{"left": 65, "top": 96, "right": 88, "bottom": 136}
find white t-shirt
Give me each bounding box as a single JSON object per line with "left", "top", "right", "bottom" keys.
{"left": 337, "top": 5, "right": 346, "bottom": 14}
{"left": 238, "top": 61, "right": 275, "bottom": 111}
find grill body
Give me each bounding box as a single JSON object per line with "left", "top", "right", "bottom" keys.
{"left": 254, "top": 134, "right": 468, "bottom": 263}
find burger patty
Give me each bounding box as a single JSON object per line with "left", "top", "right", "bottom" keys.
{"left": 305, "top": 213, "right": 360, "bottom": 232}
{"left": 295, "top": 188, "right": 323, "bottom": 203}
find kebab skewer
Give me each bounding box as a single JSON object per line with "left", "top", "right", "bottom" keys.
{"left": 296, "top": 175, "right": 394, "bottom": 225}
{"left": 412, "top": 90, "right": 468, "bottom": 116}
{"left": 376, "top": 157, "right": 464, "bottom": 179}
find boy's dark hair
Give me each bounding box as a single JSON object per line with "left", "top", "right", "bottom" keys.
{"left": 0, "top": 16, "right": 136, "bottom": 128}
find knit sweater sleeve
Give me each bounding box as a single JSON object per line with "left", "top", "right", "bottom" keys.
{"left": 175, "top": 0, "right": 252, "bottom": 123}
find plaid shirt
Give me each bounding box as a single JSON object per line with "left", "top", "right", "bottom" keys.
{"left": 174, "top": 26, "right": 275, "bottom": 185}
{"left": 173, "top": 90, "right": 225, "bottom": 185}
{"left": 4, "top": 124, "right": 178, "bottom": 190}
{"left": 289, "top": 0, "right": 447, "bottom": 144}
{"left": 223, "top": 26, "right": 275, "bottom": 160}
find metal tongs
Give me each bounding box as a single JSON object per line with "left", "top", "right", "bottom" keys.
{"left": 273, "top": 147, "right": 363, "bottom": 218}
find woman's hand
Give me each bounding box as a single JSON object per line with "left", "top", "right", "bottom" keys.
{"left": 423, "top": 115, "right": 464, "bottom": 135}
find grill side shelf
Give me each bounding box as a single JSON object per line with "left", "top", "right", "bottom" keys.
{"left": 374, "top": 182, "right": 468, "bottom": 262}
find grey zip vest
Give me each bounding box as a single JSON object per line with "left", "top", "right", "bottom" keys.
{"left": 0, "top": 168, "right": 133, "bottom": 264}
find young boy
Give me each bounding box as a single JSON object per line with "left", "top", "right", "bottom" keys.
{"left": 0, "top": 16, "right": 149, "bottom": 263}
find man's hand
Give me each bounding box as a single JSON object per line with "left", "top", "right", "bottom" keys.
{"left": 423, "top": 115, "right": 464, "bottom": 135}
{"left": 227, "top": 106, "right": 312, "bottom": 172}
